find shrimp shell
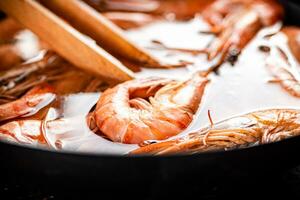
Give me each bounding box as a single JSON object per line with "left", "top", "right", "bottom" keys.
{"left": 202, "top": 0, "right": 283, "bottom": 69}
{"left": 131, "top": 109, "right": 300, "bottom": 155}
{"left": 0, "top": 84, "right": 56, "bottom": 122}
{"left": 94, "top": 73, "right": 209, "bottom": 144}
{"left": 265, "top": 27, "right": 300, "bottom": 97}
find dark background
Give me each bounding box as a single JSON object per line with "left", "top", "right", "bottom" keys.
{"left": 1, "top": 166, "right": 300, "bottom": 199}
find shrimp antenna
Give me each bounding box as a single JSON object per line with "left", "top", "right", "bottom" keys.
{"left": 203, "top": 110, "right": 214, "bottom": 146}
{"left": 207, "top": 109, "right": 214, "bottom": 128}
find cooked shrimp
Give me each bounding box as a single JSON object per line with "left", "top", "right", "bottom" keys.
{"left": 0, "top": 84, "right": 56, "bottom": 122}
{"left": 202, "top": 0, "right": 283, "bottom": 70}
{"left": 131, "top": 109, "right": 300, "bottom": 155}
{"left": 203, "top": 0, "right": 283, "bottom": 33}
{"left": 0, "top": 120, "right": 46, "bottom": 145}
{"left": 282, "top": 27, "right": 300, "bottom": 63}
{"left": 264, "top": 27, "right": 300, "bottom": 97}
{"left": 93, "top": 73, "right": 209, "bottom": 144}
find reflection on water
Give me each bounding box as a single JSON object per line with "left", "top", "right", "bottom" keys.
{"left": 15, "top": 30, "right": 41, "bottom": 61}
{"left": 43, "top": 93, "right": 137, "bottom": 154}
{"left": 130, "top": 17, "right": 213, "bottom": 77}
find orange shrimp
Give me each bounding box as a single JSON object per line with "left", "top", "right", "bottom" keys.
{"left": 93, "top": 73, "right": 209, "bottom": 144}
{"left": 0, "top": 84, "right": 56, "bottom": 122}
{"left": 202, "top": 0, "right": 283, "bottom": 69}
{"left": 131, "top": 109, "right": 300, "bottom": 155}
{"left": 282, "top": 27, "right": 300, "bottom": 63}
{"left": 264, "top": 27, "right": 300, "bottom": 97}
{"left": 203, "top": 0, "right": 283, "bottom": 33}
{"left": 0, "top": 120, "right": 46, "bottom": 145}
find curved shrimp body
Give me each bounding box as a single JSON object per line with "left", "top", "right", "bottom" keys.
{"left": 0, "top": 84, "right": 56, "bottom": 122}
{"left": 202, "top": 0, "right": 245, "bottom": 33}
{"left": 94, "top": 73, "right": 209, "bottom": 144}
{"left": 265, "top": 27, "right": 300, "bottom": 97}
{"left": 203, "top": 0, "right": 283, "bottom": 33}
{"left": 203, "top": 0, "right": 283, "bottom": 67}
{"left": 131, "top": 109, "right": 300, "bottom": 155}
{"left": 282, "top": 27, "right": 300, "bottom": 63}
{"left": 0, "top": 120, "right": 46, "bottom": 145}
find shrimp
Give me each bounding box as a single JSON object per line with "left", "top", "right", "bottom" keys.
{"left": 282, "top": 27, "right": 300, "bottom": 64}
{"left": 93, "top": 73, "right": 209, "bottom": 144}
{"left": 264, "top": 27, "right": 300, "bottom": 97}
{"left": 0, "top": 84, "right": 56, "bottom": 122}
{"left": 0, "top": 120, "right": 46, "bottom": 145}
{"left": 202, "top": 0, "right": 283, "bottom": 70}
{"left": 131, "top": 109, "right": 300, "bottom": 155}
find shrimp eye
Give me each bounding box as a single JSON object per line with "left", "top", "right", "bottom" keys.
{"left": 227, "top": 49, "right": 240, "bottom": 65}
{"left": 258, "top": 45, "right": 270, "bottom": 53}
